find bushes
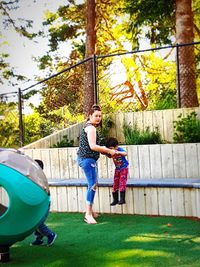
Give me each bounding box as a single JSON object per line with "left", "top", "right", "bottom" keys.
{"left": 123, "top": 123, "right": 163, "bottom": 145}
{"left": 173, "top": 112, "right": 200, "bottom": 143}
{"left": 51, "top": 135, "right": 74, "bottom": 148}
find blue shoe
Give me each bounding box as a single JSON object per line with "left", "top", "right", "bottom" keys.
{"left": 30, "top": 238, "right": 43, "bottom": 246}
{"left": 47, "top": 233, "right": 57, "bottom": 246}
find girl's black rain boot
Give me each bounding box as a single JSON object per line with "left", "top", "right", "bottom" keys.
{"left": 110, "top": 191, "right": 119, "bottom": 206}
{"left": 118, "top": 191, "right": 126, "bottom": 205}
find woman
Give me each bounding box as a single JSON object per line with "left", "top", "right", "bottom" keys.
{"left": 77, "top": 105, "right": 116, "bottom": 224}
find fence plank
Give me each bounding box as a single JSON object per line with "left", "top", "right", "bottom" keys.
{"left": 56, "top": 187, "right": 68, "bottom": 212}
{"left": 171, "top": 188, "right": 185, "bottom": 216}
{"left": 98, "top": 154, "right": 109, "bottom": 179}
{"left": 67, "top": 148, "right": 79, "bottom": 179}
{"left": 67, "top": 187, "right": 78, "bottom": 212}
{"left": 185, "top": 144, "right": 199, "bottom": 178}
{"left": 98, "top": 187, "right": 111, "bottom": 213}
{"left": 143, "top": 110, "right": 153, "bottom": 132}
{"left": 197, "top": 143, "right": 200, "bottom": 177}
{"left": 115, "top": 112, "right": 125, "bottom": 143}
{"left": 157, "top": 188, "right": 172, "bottom": 216}
{"left": 49, "top": 187, "right": 58, "bottom": 212}
{"left": 161, "top": 144, "right": 174, "bottom": 178}
{"left": 77, "top": 187, "right": 86, "bottom": 213}
{"left": 195, "top": 189, "right": 200, "bottom": 218}
{"left": 49, "top": 149, "right": 61, "bottom": 179}
{"left": 127, "top": 145, "right": 140, "bottom": 179}
{"left": 133, "top": 188, "right": 146, "bottom": 215}
{"left": 152, "top": 110, "right": 164, "bottom": 139}
{"left": 134, "top": 111, "right": 144, "bottom": 131}
{"left": 172, "top": 144, "right": 187, "bottom": 178}
{"left": 145, "top": 188, "right": 159, "bottom": 215}
{"left": 149, "top": 145, "right": 162, "bottom": 179}
{"left": 138, "top": 145, "right": 151, "bottom": 179}
{"left": 184, "top": 189, "right": 197, "bottom": 217}
{"left": 93, "top": 187, "right": 100, "bottom": 213}
{"left": 122, "top": 188, "right": 134, "bottom": 214}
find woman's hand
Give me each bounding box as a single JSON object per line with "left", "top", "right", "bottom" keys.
{"left": 109, "top": 149, "right": 117, "bottom": 157}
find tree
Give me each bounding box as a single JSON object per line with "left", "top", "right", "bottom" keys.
{"left": 124, "top": 0, "right": 199, "bottom": 108}
{"left": 84, "top": 0, "right": 96, "bottom": 115}
{"left": 36, "top": 0, "right": 134, "bottom": 116}
{"left": 176, "top": 0, "right": 198, "bottom": 107}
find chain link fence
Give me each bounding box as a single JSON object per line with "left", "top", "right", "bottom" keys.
{"left": 0, "top": 42, "right": 199, "bottom": 147}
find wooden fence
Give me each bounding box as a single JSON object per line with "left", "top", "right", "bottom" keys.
{"left": 23, "top": 107, "right": 200, "bottom": 149}
{"left": 1, "top": 107, "right": 200, "bottom": 218}
{"left": 23, "top": 143, "right": 200, "bottom": 180}
{"left": 1, "top": 143, "right": 200, "bottom": 217}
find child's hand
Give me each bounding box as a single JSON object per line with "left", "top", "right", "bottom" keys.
{"left": 109, "top": 149, "right": 116, "bottom": 157}
{"left": 109, "top": 150, "right": 119, "bottom": 158}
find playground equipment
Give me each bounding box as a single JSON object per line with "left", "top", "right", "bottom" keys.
{"left": 0, "top": 149, "right": 50, "bottom": 262}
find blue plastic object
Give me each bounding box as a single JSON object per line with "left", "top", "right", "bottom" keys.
{"left": 0, "top": 149, "right": 50, "bottom": 261}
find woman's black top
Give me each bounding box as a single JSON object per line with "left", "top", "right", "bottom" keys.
{"left": 77, "top": 122, "right": 100, "bottom": 161}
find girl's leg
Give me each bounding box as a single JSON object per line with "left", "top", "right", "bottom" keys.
{"left": 119, "top": 168, "right": 128, "bottom": 192}
{"left": 37, "top": 222, "right": 54, "bottom": 237}
{"left": 110, "top": 170, "right": 120, "bottom": 205}
{"left": 113, "top": 169, "right": 120, "bottom": 192}
{"left": 118, "top": 168, "right": 128, "bottom": 205}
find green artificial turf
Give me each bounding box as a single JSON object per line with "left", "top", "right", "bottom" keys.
{"left": 5, "top": 213, "right": 200, "bottom": 267}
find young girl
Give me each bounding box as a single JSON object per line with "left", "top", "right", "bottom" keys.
{"left": 105, "top": 137, "right": 129, "bottom": 205}
{"left": 77, "top": 105, "right": 116, "bottom": 224}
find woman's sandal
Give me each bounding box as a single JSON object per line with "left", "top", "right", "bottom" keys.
{"left": 92, "top": 212, "right": 99, "bottom": 218}
{"left": 84, "top": 215, "right": 97, "bottom": 224}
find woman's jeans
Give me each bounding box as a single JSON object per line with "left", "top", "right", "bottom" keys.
{"left": 77, "top": 157, "right": 98, "bottom": 205}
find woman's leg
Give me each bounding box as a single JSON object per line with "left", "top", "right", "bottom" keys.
{"left": 78, "top": 158, "right": 98, "bottom": 223}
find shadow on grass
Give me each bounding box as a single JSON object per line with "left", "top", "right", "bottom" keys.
{"left": 6, "top": 213, "right": 200, "bottom": 267}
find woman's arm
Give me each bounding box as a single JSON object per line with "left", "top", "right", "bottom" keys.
{"left": 86, "top": 125, "right": 116, "bottom": 156}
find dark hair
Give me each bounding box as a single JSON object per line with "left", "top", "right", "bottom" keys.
{"left": 105, "top": 137, "right": 119, "bottom": 148}
{"left": 87, "top": 104, "right": 102, "bottom": 127}
{"left": 35, "top": 159, "right": 44, "bottom": 170}
{"left": 87, "top": 104, "right": 101, "bottom": 116}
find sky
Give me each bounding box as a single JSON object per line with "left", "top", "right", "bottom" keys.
{"left": 0, "top": 0, "right": 152, "bottom": 98}
{"left": 0, "top": 0, "right": 71, "bottom": 94}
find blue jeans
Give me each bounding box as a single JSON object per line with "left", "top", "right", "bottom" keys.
{"left": 77, "top": 157, "right": 98, "bottom": 205}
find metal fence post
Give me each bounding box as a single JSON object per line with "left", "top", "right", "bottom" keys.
{"left": 92, "top": 54, "right": 98, "bottom": 104}
{"left": 176, "top": 44, "right": 181, "bottom": 108}
{"left": 18, "top": 88, "right": 24, "bottom": 147}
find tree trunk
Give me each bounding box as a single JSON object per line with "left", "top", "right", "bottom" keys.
{"left": 176, "top": 0, "right": 199, "bottom": 107}
{"left": 83, "top": 0, "right": 96, "bottom": 116}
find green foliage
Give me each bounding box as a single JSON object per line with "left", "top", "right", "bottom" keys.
{"left": 99, "top": 115, "right": 113, "bottom": 144}
{"left": 173, "top": 112, "right": 200, "bottom": 143}
{"left": 123, "top": 123, "right": 163, "bottom": 145}
{"left": 51, "top": 135, "right": 74, "bottom": 148}
{"left": 124, "top": 0, "right": 175, "bottom": 46}
{"left": 153, "top": 89, "right": 177, "bottom": 110}
{"left": 0, "top": 102, "right": 19, "bottom": 147}
{"left": 23, "top": 113, "right": 54, "bottom": 145}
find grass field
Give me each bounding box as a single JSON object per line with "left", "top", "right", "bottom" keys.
{"left": 6, "top": 213, "right": 200, "bottom": 267}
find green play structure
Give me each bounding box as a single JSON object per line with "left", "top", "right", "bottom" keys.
{"left": 0, "top": 149, "right": 50, "bottom": 262}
